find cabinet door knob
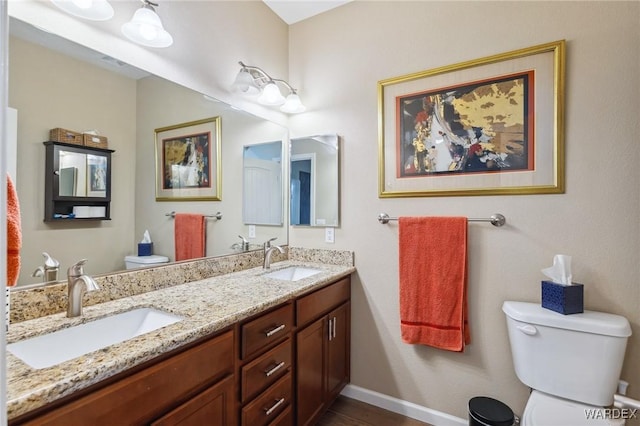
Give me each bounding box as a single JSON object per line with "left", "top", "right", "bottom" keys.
{"left": 264, "top": 361, "right": 285, "bottom": 377}
{"left": 264, "top": 397, "right": 285, "bottom": 416}
{"left": 264, "top": 324, "right": 285, "bottom": 337}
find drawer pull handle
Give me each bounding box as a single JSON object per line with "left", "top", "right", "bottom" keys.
{"left": 264, "top": 397, "right": 285, "bottom": 416}
{"left": 264, "top": 361, "right": 286, "bottom": 377}
{"left": 265, "top": 324, "right": 285, "bottom": 337}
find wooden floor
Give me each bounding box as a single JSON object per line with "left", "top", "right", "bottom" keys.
{"left": 317, "top": 396, "right": 432, "bottom": 426}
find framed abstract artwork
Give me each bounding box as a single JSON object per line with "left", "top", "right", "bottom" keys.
{"left": 155, "top": 116, "right": 222, "bottom": 201}
{"left": 378, "top": 40, "right": 565, "bottom": 197}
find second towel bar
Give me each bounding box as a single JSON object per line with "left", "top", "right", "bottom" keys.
{"left": 377, "top": 213, "right": 506, "bottom": 227}
{"left": 166, "top": 211, "right": 223, "bottom": 220}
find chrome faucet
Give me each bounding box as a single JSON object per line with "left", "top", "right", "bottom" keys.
{"left": 67, "top": 259, "right": 99, "bottom": 318}
{"left": 264, "top": 237, "right": 278, "bottom": 250}
{"left": 237, "top": 235, "right": 250, "bottom": 251}
{"left": 263, "top": 245, "right": 284, "bottom": 269}
{"left": 32, "top": 252, "right": 60, "bottom": 282}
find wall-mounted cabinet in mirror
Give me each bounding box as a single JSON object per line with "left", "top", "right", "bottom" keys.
{"left": 44, "top": 141, "right": 114, "bottom": 221}
{"left": 290, "top": 134, "right": 339, "bottom": 227}
{"left": 243, "top": 141, "right": 283, "bottom": 226}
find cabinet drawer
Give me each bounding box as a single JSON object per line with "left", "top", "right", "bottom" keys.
{"left": 241, "top": 338, "right": 292, "bottom": 403}
{"left": 19, "top": 331, "right": 234, "bottom": 425}
{"left": 241, "top": 373, "right": 292, "bottom": 426}
{"left": 241, "top": 304, "right": 293, "bottom": 360}
{"left": 270, "top": 405, "right": 293, "bottom": 426}
{"left": 296, "top": 277, "right": 350, "bottom": 327}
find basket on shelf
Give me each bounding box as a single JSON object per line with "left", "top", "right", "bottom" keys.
{"left": 49, "top": 128, "right": 83, "bottom": 146}
{"left": 83, "top": 133, "right": 109, "bottom": 149}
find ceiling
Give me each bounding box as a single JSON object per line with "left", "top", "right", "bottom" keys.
{"left": 263, "top": 0, "right": 352, "bottom": 24}
{"left": 9, "top": 1, "right": 353, "bottom": 80}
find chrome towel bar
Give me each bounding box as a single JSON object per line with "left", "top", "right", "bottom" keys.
{"left": 377, "top": 213, "right": 506, "bottom": 227}
{"left": 166, "top": 211, "right": 223, "bottom": 220}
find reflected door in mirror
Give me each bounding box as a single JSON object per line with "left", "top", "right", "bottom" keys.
{"left": 243, "top": 141, "right": 283, "bottom": 226}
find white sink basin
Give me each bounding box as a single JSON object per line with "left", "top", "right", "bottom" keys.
{"left": 7, "top": 307, "right": 183, "bottom": 369}
{"left": 264, "top": 266, "right": 321, "bottom": 281}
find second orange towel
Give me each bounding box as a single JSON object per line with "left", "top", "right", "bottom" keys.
{"left": 398, "top": 216, "right": 470, "bottom": 352}
{"left": 174, "top": 213, "right": 206, "bottom": 261}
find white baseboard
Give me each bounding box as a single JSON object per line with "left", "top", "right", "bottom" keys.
{"left": 340, "top": 384, "right": 467, "bottom": 426}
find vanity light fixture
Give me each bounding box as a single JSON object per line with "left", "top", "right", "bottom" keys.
{"left": 232, "top": 61, "right": 306, "bottom": 114}
{"left": 121, "top": 0, "right": 173, "bottom": 48}
{"left": 51, "top": 0, "right": 114, "bottom": 21}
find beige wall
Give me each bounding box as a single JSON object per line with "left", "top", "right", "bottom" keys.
{"left": 288, "top": 0, "right": 640, "bottom": 420}
{"left": 9, "top": 37, "right": 137, "bottom": 283}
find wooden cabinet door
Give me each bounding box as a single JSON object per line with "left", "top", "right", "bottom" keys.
{"left": 295, "top": 316, "right": 325, "bottom": 426}
{"left": 151, "top": 375, "right": 236, "bottom": 426}
{"left": 327, "top": 302, "right": 350, "bottom": 401}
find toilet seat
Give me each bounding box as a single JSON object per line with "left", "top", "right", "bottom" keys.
{"left": 522, "top": 390, "right": 617, "bottom": 426}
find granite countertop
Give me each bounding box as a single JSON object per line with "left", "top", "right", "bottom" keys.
{"left": 6, "top": 260, "right": 355, "bottom": 420}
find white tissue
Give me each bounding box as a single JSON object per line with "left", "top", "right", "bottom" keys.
{"left": 140, "top": 230, "right": 152, "bottom": 244}
{"left": 541, "top": 254, "right": 573, "bottom": 286}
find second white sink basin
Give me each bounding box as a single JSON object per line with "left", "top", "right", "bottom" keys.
{"left": 264, "top": 266, "right": 321, "bottom": 281}
{"left": 7, "top": 307, "right": 183, "bottom": 369}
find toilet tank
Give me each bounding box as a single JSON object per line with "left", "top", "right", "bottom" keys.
{"left": 502, "top": 301, "right": 631, "bottom": 406}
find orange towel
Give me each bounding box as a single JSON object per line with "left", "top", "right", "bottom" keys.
{"left": 398, "top": 216, "right": 470, "bottom": 352}
{"left": 7, "top": 174, "right": 22, "bottom": 287}
{"left": 174, "top": 213, "right": 206, "bottom": 261}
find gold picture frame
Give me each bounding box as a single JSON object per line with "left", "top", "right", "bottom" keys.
{"left": 155, "top": 116, "right": 222, "bottom": 201}
{"left": 378, "top": 40, "right": 565, "bottom": 197}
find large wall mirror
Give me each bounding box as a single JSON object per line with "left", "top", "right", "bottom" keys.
{"left": 290, "top": 134, "right": 339, "bottom": 227}
{"left": 9, "top": 18, "right": 288, "bottom": 286}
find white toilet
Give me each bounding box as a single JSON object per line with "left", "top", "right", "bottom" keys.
{"left": 124, "top": 255, "right": 170, "bottom": 270}
{"left": 503, "top": 301, "right": 632, "bottom": 426}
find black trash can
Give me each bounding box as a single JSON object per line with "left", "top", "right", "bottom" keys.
{"left": 468, "top": 396, "right": 515, "bottom": 426}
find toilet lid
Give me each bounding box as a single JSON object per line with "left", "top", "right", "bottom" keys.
{"left": 125, "top": 255, "right": 169, "bottom": 264}
{"left": 523, "top": 391, "right": 612, "bottom": 426}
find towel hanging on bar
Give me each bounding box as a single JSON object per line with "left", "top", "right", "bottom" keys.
{"left": 166, "top": 211, "right": 222, "bottom": 220}
{"left": 378, "top": 212, "right": 505, "bottom": 227}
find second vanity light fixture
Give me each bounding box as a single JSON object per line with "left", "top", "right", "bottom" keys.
{"left": 121, "top": 0, "right": 173, "bottom": 48}
{"left": 51, "top": 0, "right": 173, "bottom": 48}
{"left": 232, "top": 61, "right": 306, "bottom": 114}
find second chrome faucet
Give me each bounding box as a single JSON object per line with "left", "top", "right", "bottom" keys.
{"left": 67, "top": 259, "right": 99, "bottom": 318}
{"left": 263, "top": 237, "right": 284, "bottom": 269}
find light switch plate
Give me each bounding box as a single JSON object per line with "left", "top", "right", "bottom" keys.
{"left": 325, "top": 227, "right": 335, "bottom": 244}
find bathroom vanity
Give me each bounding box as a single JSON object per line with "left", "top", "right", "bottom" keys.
{"left": 6, "top": 258, "right": 354, "bottom": 425}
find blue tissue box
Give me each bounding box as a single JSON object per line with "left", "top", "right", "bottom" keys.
{"left": 541, "top": 280, "right": 584, "bottom": 315}
{"left": 137, "top": 243, "right": 153, "bottom": 256}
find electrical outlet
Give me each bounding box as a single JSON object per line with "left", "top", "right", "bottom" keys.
{"left": 248, "top": 225, "right": 256, "bottom": 239}
{"left": 325, "top": 227, "right": 335, "bottom": 244}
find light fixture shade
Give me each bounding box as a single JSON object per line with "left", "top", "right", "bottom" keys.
{"left": 51, "top": 0, "right": 114, "bottom": 21}
{"left": 231, "top": 68, "right": 260, "bottom": 95}
{"left": 257, "top": 82, "right": 285, "bottom": 106}
{"left": 121, "top": 6, "right": 173, "bottom": 48}
{"left": 280, "top": 93, "right": 306, "bottom": 113}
